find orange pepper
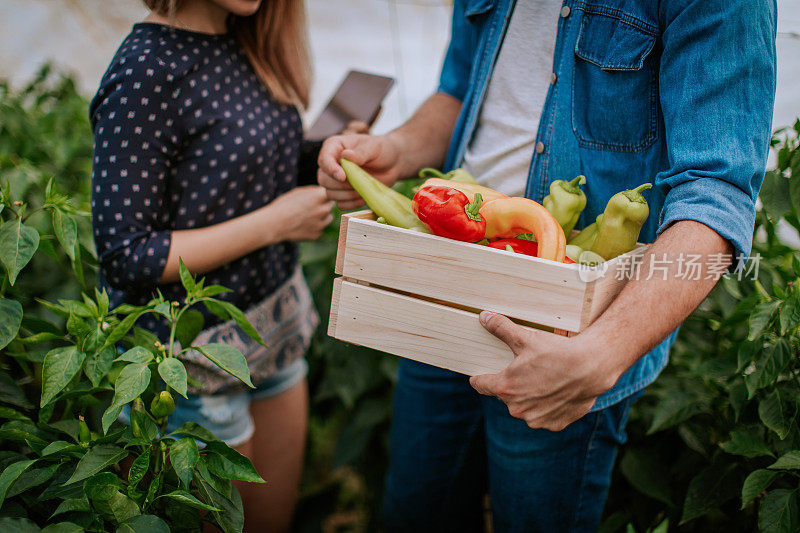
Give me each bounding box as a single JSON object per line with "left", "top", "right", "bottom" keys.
{"left": 480, "top": 197, "right": 567, "bottom": 262}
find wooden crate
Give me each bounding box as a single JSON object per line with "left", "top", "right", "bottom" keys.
{"left": 328, "top": 211, "right": 648, "bottom": 375}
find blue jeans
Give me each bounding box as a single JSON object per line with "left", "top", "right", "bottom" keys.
{"left": 382, "top": 359, "right": 640, "bottom": 533}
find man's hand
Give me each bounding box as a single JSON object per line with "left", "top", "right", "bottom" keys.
{"left": 317, "top": 92, "right": 462, "bottom": 211}
{"left": 471, "top": 220, "right": 733, "bottom": 430}
{"left": 470, "top": 311, "right": 615, "bottom": 431}
{"left": 317, "top": 133, "right": 404, "bottom": 210}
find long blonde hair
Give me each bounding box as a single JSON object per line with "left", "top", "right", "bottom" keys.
{"left": 143, "top": 0, "right": 311, "bottom": 109}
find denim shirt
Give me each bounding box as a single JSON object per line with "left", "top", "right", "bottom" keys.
{"left": 438, "top": 0, "right": 777, "bottom": 409}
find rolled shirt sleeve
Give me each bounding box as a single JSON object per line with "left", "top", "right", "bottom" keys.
{"left": 655, "top": 0, "right": 777, "bottom": 269}
{"left": 90, "top": 59, "right": 181, "bottom": 292}
{"left": 437, "top": 0, "right": 486, "bottom": 102}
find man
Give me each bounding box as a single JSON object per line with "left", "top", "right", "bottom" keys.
{"left": 317, "top": 0, "right": 777, "bottom": 531}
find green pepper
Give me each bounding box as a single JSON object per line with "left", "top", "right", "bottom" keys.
{"left": 418, "top": 167, "right": 479, "bottom": 184}
{"left": 341, "top": 159, "right": 430, "bottom": 232}
{"left": 568, "top": 214, "right": 603, "bottom": 249}
{"left": 78, "top": 415, "right": 91, "bottom": 444}
{"left": 131, "top": 397, "right": 146, "bottom": 439}
{"left": 543, "top": 175, "right": 587, "bottom": 236}
{"left": 150, "top": 391, "right": 175, "bottom": 419}
{"left": 591, "top": 183, "right": 652, "bottom": 260}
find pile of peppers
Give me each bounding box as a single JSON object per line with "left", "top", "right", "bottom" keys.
{"left": 339, "top": 159, "right": 652, "bottom": 265}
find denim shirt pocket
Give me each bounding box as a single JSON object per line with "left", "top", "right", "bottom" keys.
{"left": 464, "top": 0, "right": 496, "bottom": 23}
{"left": 571, "top": 9, "right": 659, "bottom": 152}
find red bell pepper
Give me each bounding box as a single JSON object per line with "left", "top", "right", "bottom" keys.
{"left": 412, "top": 185, "right": 485, "bottom": 242}
{"left": 487, "top": 238, "right": 539, "bottom": 257}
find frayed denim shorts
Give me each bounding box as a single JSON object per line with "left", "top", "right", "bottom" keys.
{"left": 121, "top": 357, "right": 307, "bottom": 447}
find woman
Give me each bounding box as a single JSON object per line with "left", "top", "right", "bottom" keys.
{"left": 90, "top": 1, "right": 361, "bottom": 529}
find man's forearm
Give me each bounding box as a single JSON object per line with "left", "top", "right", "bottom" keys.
{"left": 388, "top": 92, "right": 462, "bottom": 179}
{"left": 579, "top": 219, "right": 734, "bottom": 383}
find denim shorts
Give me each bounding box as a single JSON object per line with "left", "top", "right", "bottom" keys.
{"left": 121, "top": 357, "right": 307, "bottom": 447}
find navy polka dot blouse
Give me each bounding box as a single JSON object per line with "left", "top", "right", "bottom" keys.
{"left": 90, "top": 23, "right": 314, "bottom": 337}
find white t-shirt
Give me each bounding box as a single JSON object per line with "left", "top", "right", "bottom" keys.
{"left": 462, "top": 0, "right": 561, "bottom": 196}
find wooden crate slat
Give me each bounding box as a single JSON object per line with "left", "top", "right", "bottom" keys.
{"left": 338, "top": 213, "right": 588, "bottom": 332}
{"left": 330, "top": 278, "right": 528, "bottom": 376}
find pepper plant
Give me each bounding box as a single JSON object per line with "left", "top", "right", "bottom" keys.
{"left": 0, "top": 144, "right": 265, "bottom": 530}
{"left": 601, "top": 121, "right": 800, "bottom": 532}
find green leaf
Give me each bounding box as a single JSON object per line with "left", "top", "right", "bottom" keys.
{"left": 168, "top": 421, "right": 218, "bottom": 443}
{"left": 198, "top": 285, "right": 232, "bottom": 297}
{"left": 619, "top": 449, "right": 672, "bottom": 505}
{"left": 66, "top": 312, "right": 92, "bottom": 340}
{"left": 0, "top": 373, "right": 33, "bottom": 410}
{"left": 157, "top": 490, "right": 221, "bottom": 512}
{"left": 103, "top": 309, "right": 149, "bottom": 349}
{"left": 50, "top": 496, "right": 91, "bottom": 518}
{"left": 779, "top": 292, "right": 800, "bottom": 335}
{"left": 0, "top": 218, "right": 40, "bottom": 285}
{"left": 131, "top": 406, "right": 159, "bottom": 442}
{"left": 116, "top": 515, "right": 169, "bottom": 533}
{"left": 175, "top": 309, "right": 204, "bottom": 349}
{"left": 41, "top": 346, "right": 86, "bottom": 406}
{"left": 195, "top": 343, "right": 253, "bottom": 387}
{"left": 171, "top": 437, "right": 199, "bottom": 489}
{"left": 742, "top": 469, "right": 779, "bottom": 508}
{"left": 41, "top": 523, "right": 83, "bottom": 533}
{"left": 0, "top": 298, "right": 23, "bottom": 350}
{"left": 216, "top": 301, "right": 266, "bottom": 347}
{"left": 65, "top": 444, "right": 128, "bottom": 485}
{"left": 769, "top": 451, "right": 800, "bottom": 470}
{"left": 759, "top": 389, "right": 792, "bottom": 440}
{"left": 647, "top": 392, "right": 709, "bottom": 434}
{"left": 41, "top": 441, "right": 83, "bottom": 457}
{"left": 7, "top": 463, "right": 58, "bottom": 498}
{"left": 178, "top": 257, "right": 196, "bottom": 293}
{"left": 84, "top": 346, "right": 116, "bottom": 388}
{"left": 52, "top": 209, "right": 77, "bottom": 260}
{"left": 758, "top": 489, "right": 799, "bottom": 533}
{"left": 760, "top": 169, "right": 793, "bottom": 220}
{"left": 158, "top": 358, "right": 188, "bottom": 398}
{"left": 195, "top": 475, "right": 244, "bottom": 533}
{"left": 196, "top": 459, "right": 231, "bottom": 498}
{"left": 0, "top": 420, "right": 47, "bottom": 445}
{"left": 152, "top": 301, "right": 171, "bottom": 319}
{"left": 115, "top": 346, "right": 154, "bottom": 364}
{"left": 0, "top": 518, "right": 40, "bottom": 533}
{"left": 112, "top": 363, "right": 152, "bottom": 405}
{"left": 748, "top": 301, "right": 781, "bottom": 340}
{"left": 101, "top": 405, "right": 123, "bottom": 436}
{"left": 94, "top": 490, "right": 141, "bottom": 524}
{"left": 747, "top": 340, "right": 792, "bottom": 398}
{"left": 0, "top": 459, "right": 36, "bottom": 508}
{"left": 128, "top": 450, "right": 150, "bottom": 489}
{"left": 680, "top": 463, "right": 737, "bottom": 524}
{"left": 85, "top": 471, "right": 120, "bottom": 501}
{"left": 205, "top": 440, "right": 264, "bottom": 483}
{"left": 791, "top": 154, "right": 800, "bottom": 214}
{"left": 720, "top": 429, "right": 774, "bottom": 458}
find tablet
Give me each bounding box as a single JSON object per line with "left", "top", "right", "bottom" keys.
{"left": 306, "top": 70, "right": 395, "bottom": 141}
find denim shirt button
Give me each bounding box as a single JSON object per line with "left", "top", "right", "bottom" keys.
{"left": 535, "top": 141, "right": 545, "bottom": 154}
{"left": 550, "top": 72, "right": 557, "bottom": 84}
{"left": 560, "top": 5, "right": 571, "bottom": 18}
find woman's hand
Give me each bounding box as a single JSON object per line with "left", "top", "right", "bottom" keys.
{"left": 342, "top": 120, "right": 370, "bottom": 135}
{"left": 269, "top": 185, "right": 335, "bottom": 242}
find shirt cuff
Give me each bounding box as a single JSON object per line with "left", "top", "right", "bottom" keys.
{"left": 657, "top": 177, "right": 756, "bottom": 272}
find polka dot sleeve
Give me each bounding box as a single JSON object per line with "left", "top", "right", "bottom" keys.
{"left": 90, "top": 59, "right": 180, "bottom": 292}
